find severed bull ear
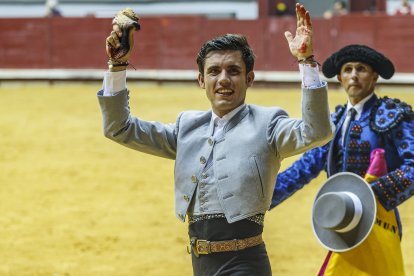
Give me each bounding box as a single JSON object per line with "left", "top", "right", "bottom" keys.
{"left": 109, "top": 8, "right": 141, "bottom": 61}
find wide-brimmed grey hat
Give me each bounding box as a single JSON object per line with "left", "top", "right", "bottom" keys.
{"left": 312, "top": 172, "right": 376, "bottom": 252}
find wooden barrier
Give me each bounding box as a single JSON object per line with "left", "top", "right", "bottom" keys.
{"left": 1, "top": 14, "right": 413, "bottom": 73}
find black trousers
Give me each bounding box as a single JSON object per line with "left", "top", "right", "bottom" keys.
{"left": 188, "top": 218, "right": 272, "bottom": 276}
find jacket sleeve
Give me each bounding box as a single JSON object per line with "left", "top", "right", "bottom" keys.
{"left": 268, "top": 85, "right": 333, "bottom": 159}
{"left": 270, "top": 143, "right": 329, "bottom": 209}
{"left": 97, "top": 89, "right": 178, "bottom": 159}
{"left": 371, "top": 118, "right": 414, "bottom": 210}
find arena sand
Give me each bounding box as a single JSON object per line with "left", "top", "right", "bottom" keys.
{"left": 0, "top": 82, "right": 413, "bottom": 275}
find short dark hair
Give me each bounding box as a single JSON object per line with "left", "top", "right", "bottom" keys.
{"left": 196, "top": 34, "right": 256, "bottom": 75}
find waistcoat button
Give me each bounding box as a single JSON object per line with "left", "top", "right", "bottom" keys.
{"left": 200, "top": 156, "right": 206, "bottom": 164}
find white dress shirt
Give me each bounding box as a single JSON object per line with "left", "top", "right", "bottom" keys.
{"left": 341, "top": 92, "right": 375, "bottom": 144}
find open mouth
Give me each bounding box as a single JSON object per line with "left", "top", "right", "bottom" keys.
{"left": 216, "top": 89, "right": 234, "bottom": 97}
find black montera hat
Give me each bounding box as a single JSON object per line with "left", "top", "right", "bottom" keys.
{"left": 312, "top": 172, "right": 377, "bottom": 252}
{"left": 322, "top": 44, "right": 395, "bottom": 79}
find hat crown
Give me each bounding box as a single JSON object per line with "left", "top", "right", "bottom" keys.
{"left": 313, "top": 192, "right": 363, "bottom": 233}
{"left": 314, "top": 192, "right": 354, "bottom": 230}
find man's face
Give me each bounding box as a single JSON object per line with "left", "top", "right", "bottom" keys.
{"left": 337, "top": 62, "right": 378, "bottom": 105}
{"left": 198, "top": 50, "right": 254, "bottom": 117}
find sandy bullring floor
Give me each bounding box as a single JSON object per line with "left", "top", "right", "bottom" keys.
{"left": 1, "top": 82, "right": 413, "bottom": 275}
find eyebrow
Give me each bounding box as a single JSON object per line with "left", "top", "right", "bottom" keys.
{"left": 206, "top": 64, "right": 242, "bottom": 72}
{"left": 227, "top": 64, "right": 242, "bottom": 70}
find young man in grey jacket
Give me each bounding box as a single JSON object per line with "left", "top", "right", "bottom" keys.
{"left": 98, "top": 4, "right": 333, "bottom": 275}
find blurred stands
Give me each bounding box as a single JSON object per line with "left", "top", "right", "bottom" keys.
{"left": 0, "top": 0, "right": 258, "bottom": 19}
{"left": 0, "top": 0, "right": 413, "bottom": 85}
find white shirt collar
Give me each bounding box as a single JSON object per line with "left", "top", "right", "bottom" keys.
{"left": 346, "top": 92, "right": 374, "bottom": 119}
{"left": 212, "top": 104, "right": 246, "bottom": 126}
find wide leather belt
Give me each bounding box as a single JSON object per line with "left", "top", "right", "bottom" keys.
{"left": 187, "top": 234, "right": 263, "bottom": 257}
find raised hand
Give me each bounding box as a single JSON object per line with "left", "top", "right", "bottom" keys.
{"left": 284, "top": 3, "right": 313, "bottom": 61}
{"left": 105, "top": 8, "right": 140, "bottom": 69}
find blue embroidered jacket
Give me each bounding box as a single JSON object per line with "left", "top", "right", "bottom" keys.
{"left": 271, "top": 94, "right": 414, "bottom": 213}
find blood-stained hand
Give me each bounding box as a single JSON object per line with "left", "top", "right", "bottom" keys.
{"left": 284, "top": 3, "right": 313, "bottom": 61}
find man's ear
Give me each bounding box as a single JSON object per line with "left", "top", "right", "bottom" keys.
{"left": 373, "top": 72, "right": 379, "bottom": 82}
{"left": 198, "top": 73, "right": 205, "bottom": 89}
{"left": 337, "top": 75, "right": 342, "bottom": 83}
{"left": 246, "top": 71, "right": 255, "bottom": 87}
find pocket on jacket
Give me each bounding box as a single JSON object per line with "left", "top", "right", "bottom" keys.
{"left": 249, "top": 155, "right": 265, "bottom": 198}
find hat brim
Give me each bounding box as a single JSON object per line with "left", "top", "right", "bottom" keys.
{"left": 322, "top": 44, "right": 395, "bottom": 79}
{"left": 311, "top": 172, "right": 376, "bottom": 252}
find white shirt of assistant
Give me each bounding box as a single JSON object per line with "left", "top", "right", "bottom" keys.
{"left": 341, "top": 92, "right": 375, "bottom": 143}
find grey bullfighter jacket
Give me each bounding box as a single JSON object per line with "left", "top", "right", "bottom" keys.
{"left": 97, "top": 85, "right": 333, "bottom": 223}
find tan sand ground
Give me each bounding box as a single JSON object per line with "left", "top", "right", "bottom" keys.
{"left": 0, "top": 82, "right": 413, "bottom": 275}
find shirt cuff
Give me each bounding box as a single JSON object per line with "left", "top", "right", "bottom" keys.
{"left": 299, "top": 63, "right": 323, "bottom": 89}
{"left": 102, "top": 70, "right": 127, "bottom": 96}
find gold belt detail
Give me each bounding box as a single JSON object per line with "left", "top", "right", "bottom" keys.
{"left": 187, "top": 233, "right": 263, "bottom": 257}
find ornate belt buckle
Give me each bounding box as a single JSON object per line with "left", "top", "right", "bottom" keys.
{"left": 189, "top": 237, "right": 198, "bottom": 257}
{"left": 196, "top": 239, "right": 210, "bottom": 255}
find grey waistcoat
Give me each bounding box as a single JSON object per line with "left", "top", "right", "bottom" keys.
{"left": 97, "top": 85, "right": 333, "bottom": 223}
{"left": 188, "top": 160, "right": 222, "bottom": 216}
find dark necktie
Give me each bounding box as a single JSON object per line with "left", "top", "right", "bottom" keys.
{"left": 342, "top": 108, "right": 357, "bottom": 145}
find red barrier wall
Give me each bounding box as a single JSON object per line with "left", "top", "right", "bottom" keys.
{"left": 1, "top": 14, "right": 414, "bottom": 73}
